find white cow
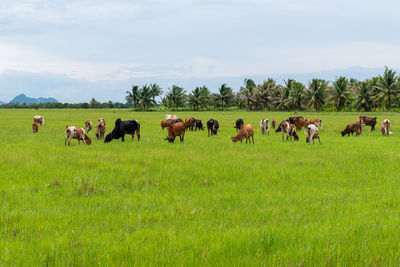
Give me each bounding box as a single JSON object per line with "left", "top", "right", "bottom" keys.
{"left": 306, "top": 124, "right": 321, "bottom": 144}
{"left": 165, "top": 114, "right": 178, "bottom": 120}
{"left": 260, "top": 119, "right": 270, "bottom": 135}
{"left": 33, "top": 115, "right": 45, "bottom": 126}
{"left": 381, "top": 119, "right": 391, "bottom": 136}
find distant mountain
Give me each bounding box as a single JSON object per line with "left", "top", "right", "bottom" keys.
{"left": 9, "top": 94, "right": 58, "bottom": 104}
{"left": 0, "top": 101, "right": 5, "bottom": 105}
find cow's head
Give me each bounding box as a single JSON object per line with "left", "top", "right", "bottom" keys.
{"left": 341, "top": 130, "right": 346, "bottom": 136}
{"left": 85, "top": 135, "right": 92, "bottom": 145}
{"left": 231, "top": 136, "right": 239, "bottom": 142}
{"left": 165, "top": 136, "right": 175, "bottom": 143}
{"left": 104, "top": 133, "right": 113, "bottom": 143}
{"left": 306, "top": 136, "right": 310, "bottom": 143}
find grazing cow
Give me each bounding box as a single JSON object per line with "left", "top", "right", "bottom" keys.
{"left": 207, "top": 119, "right": 219, "bottom": 136}
{"left": 306, "top": 119, "right": 322, "bottom": 128}
{"left": 166, "top": 114, "right": 178, "bottom": 121}
{"left": 232, "top": 124, "right": 254, "bottom": 144}
{"left": 194, "top": 119, "right": 205, "bottom": 131}
{"left": 292, "top": 116, "right": 306, "bottom": 131}
{"left": 85, "top": 120, "right": 93, "bottom": 132}
{"left": 275, "top": 119, "right": 287, "bottom": 133}
{"left": 355, "top": 118, "right": 363, "bottom": 135}
{"left": 291, "top": 126, "right": 299, "bottom": 141}
{"left": 33, "top": 115, "right": 45, "bottom": 126}
{"left": 360, "top": 115, "right": 377, "bottom": 131}
{"left": 165, "top": 122, "right": 185, "bottom": 143}
{"left": 280, "top": 121, "right": 298, "bottom": 142}
{"left": 185, "top": 117, "right": 196, "bottom": 131}
{"left": 104, "top": 118, "right": 140, "bottom": 143}
{"left": 32, "top": 122, "right": 39, "bottom": 133}
{"left": 65, "top": 126, "right": 91, "bottom": 146}
{"left": 95, "top": 118, "right": 106, "bottom": 139}
{"left": 234, "top": 119, "right": 244, "bottom": 132}
{"left": 260, "top": 119, "right": 270, "bottom": 135}
{"left": 172, "top": 118, "right": 183, "bottom": 124}
{"left": 306, "top": 124, "right": 321, "bottom": 144}
{"left": 161, "top": 119, "right": 173, "bottom": 130}
{"left": 381, "top": 119, "right": 391, "bottom": 136}
{"left": 271, "top": 119, "right": 277, "bottom": 129}
{"left": 341, "top": 122, "right": 362, "bottom": 136}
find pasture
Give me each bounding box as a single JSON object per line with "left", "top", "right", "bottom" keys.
{"left": 1, "top": 109, "right": 400, "bottom": 265}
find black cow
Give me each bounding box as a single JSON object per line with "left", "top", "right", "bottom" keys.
{"left": 234, "top": 119, "right": 244, "bottom": 132}
{"left": 207, "top": 119, "right": 219, "bottom": 136}
{"left": 104, "top": 118, "right": 140, "bottom": 143}
{"left": 195, "top": 119, "right": 205, "bottom": 131}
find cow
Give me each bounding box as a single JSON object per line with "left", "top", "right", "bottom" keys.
{"left": 260, "top": 119, "right": 270, "bottom": 135}
{"left": 355, "top": 118, "right": 363, "bottom": 135}
{"left": 185, "top": 118, "right": 196, "bottom": 131}
{"left": 292, "top": 116, "right": 306, "bottom": 131}
{"left": 232, "top": 124, "right": 254, "bottom": 144}
{"left": 95, "top": 118, "right": 106, "bottom": 139}
{"left": 306, "top": 124, "right": 321, "bottom": 144}
{"left": 381, "top": 119, "right": 391, "bottom": 136}
{"left": 166, "top": 114, "right": 178, "bottom": 121}
{"left": 165, "top": 122, "right": 185, "bottom": 143}
{"left": 85, "top": 120, "right": 93, "bottom": 132}
{"left": 207, "top": 119, "right": 219, "bottom": 136}
{"left": 280, "top": 121, "right": 298, "bottom": 142}
{"left": 65, "top": 126, "right": 91, "bottom": 146}
{"left": 194, "top": 119, "right": 205, "bottom": 131}
{"left": 32, "top": 122, "right": 39, "bottom": 133}
{"left": 172, "top": 118, "right": 183, "bottom": 124}
{"left": 359, "top": 115, "right": 377, "bottom": 131}
{"left": 306, "top": 119, "right": 322, "bottom": 128}
{"left": 104, "top": 118, "right": 140, "bottom": 143}
{"left": 33, "top": 115, "right": 45, "bottom": 126}
{"left": 271, "top": 119, "right": 277, "bottom": 129}
{"left": 275, "top": 119, "right": 290, "bottom": 133}
{"left": 234, "top": 119, "right": 244, "bottom": 132}
{"left": 341, "top": 122, "right": 362, "bottom": 136}
{"left": 161, "top": 119, "right": 173, "bottom": 130}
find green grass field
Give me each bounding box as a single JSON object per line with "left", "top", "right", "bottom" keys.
{"left": 1, "top": 109, "right": 400, "bottom": 265}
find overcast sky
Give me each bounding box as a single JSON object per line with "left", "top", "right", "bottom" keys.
{"left": 0, "top": 0, "right": 400, "bottom": 102}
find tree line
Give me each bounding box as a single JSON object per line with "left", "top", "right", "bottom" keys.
{"left": 126, "top": 67, "right": 400, "bottom": 112}
{"left": 2, "top": 67, "right": 399, "bottom": 111}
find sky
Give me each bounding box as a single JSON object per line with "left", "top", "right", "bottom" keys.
{"left": 0, "top": 0, "right": 400, "bottom": 102}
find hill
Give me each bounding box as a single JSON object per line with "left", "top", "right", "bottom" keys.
{"left": 9, "top": 94, "right": 58, "bottom": 104}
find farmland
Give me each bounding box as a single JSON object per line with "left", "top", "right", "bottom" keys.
{"left": 1, "top": 109, "right": 400, "bottom": 265}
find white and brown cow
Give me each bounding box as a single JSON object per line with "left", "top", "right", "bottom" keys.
{"left": 33, "top": 115, "right": 45, "bottom": 126}
{"left": 381, "top": 119, "right": 391, "bottom": 136}
{"left": 260, "top": 119, "right": 270, "bottom": 135}
{"left": 95, "top": 118, "right": 106, "bottom": 139}
{"left": 85, "top": 120, "right": 93, "bottom": 132}
{"left": 65, "top": 126, "right": 91, "bottom": 146}
{"left": 280, "top": 121, "right": 298, "bottom": 142}
{"left": 306, "top": 124, "right": 321, "bottom": 144}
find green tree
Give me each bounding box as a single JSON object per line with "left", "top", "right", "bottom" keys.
{"left": 329, "top": 76, "right": 349, "bottom": 109}
{"left": 166, "top": 85, "right": 186, "bottom": 109}
{"left": 189, "top": 86, "right": 210, "bottom": 110}
{"left": 285, "top": 81, "right": 305, "bottom": 110}
{"left": 217, "top": 83, "right": 234, "bottom": 110}
{"left": 138, "top": 85, "right": 155, "bottom": 110}
{"left": 373, "top": 66, "right": 399, "bottom": 110}
{"left": 126, "top": 85, "right": 140, "bottom": 108}
{"left": 354, "top": 80, "right": 374, "bottom": 111}
{"left": 149, "top": 83, "right": 162, "bottom": 104}
{"left": 304, "top": 79, "right": 327, "bottom": 110}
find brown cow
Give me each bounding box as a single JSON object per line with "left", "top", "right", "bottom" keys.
{"left": 292, "top": 116, "right": 306, "bottom": 131}
{"left": 185, "top": 118, "right": 196, "bottom": 131}
{"left": 33, "top": 115, "right": 45, "bottom": 126}
{"left": 95, "top": 118, "right": 106, "bottom": 139}
{"left": 341, "top": 122, "right": 362, "bottom": 136}
{"left": 280, "top": 121, "right": 298, "bottom": 142}
{"left": 232, "top": 124, "right": 254, "bottom": 144}
{"left": 360, "top": 115, "right": 377, "bottom": 131}
{"left": 85, "top": 120, "right": 93, "bottom": 132}
{"left": 161, "top": 119, "right": 173, "bottom": 130}
{"left": 32, "top": 122, "right": 39, "bottom": 133}
{"left": 381, "top": 119, "right": 391, "bottom": 136}
{"left": 271, "top": 119, "right": 277, "bottom": 129}
{"left": 65, "top": 126, "right": 91, "bottom": 146}
{"left": 306, "top": 118, "right": 322, "bottom": 128}
{"left": 165, "top": 122, "right": 185, "bottom": 143}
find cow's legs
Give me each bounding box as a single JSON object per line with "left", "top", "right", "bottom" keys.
{"left": 121, "top": 134, "right": 125, "bottom": 142}
{"left": 252, "top": 135, "right": 254, "bottom": 144}
{"left": 136, "top": 130, "right": 140, "bottom": 141}
{"left": 65, "top": 137, "right": 68, "bottom": 146}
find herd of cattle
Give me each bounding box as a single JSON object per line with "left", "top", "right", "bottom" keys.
{"left": 30, "top": 114, "right": 392, "bottom": 146}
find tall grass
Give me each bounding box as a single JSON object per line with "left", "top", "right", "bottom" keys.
{"left": 0, "top": 109, "right": 399, "bottom": 265}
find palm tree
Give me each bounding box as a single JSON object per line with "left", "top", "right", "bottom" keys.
{"left": 354, "top": 81, "right": 373, "bottom": 111}
{"left": 285, "top": 81, "right": 305, "bottom": 110}
{"left": 255, "top": 78, "right": 275, "bottom": 110}
{"left": 166, "top": 85, "right": 186, "bottom": 109}
{"left": 126, "top": 85, "right": 140, "bottom": 108}
{"left": 189, "top": 87, "right": 202, "bottom": 110}
{"left": 217, "top": 83, "right": 234, "bottom": 110}
{"left": 149, "top": 83, "right": 162, "bottom": 104}
{"left": 373, "top": 66, "right": 399, "bottom": 110}
{"left": 138, "top": 85, "right": 154, "bottom": 110}
{"left": 304, "top": 79, "right": 327, "bottom": 110}
{"left": 329, "top": 76, "right": 349, "bottom": 109}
